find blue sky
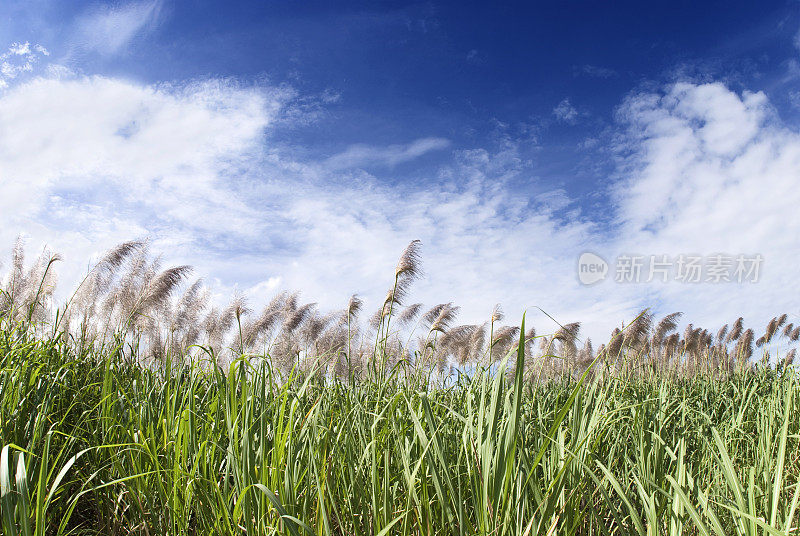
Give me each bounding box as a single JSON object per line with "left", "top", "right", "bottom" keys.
{"left": 2, "top": 0, "right": 800, "bottom": 341}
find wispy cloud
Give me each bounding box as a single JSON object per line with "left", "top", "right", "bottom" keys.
{"left": 71, "top": 0, "right": 164, "bottom": 56}
{"left": 553, "top": 98, "right": 579, "bottom": 123}
{"left": 0, "top": 42, "right": 48, "bottom": 88}
{"left": 466, "top": 49, "right": 485, "bottom": 64}
{"left": 323, "top": 137, "right": 451, "bottom": 170}
{"left": 794, "top": 25, "right": 800, "bottom": 53}
{"left": 573, "top": 64, "right": 617, "bottom": 78}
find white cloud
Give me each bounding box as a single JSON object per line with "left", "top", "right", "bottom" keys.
{"left": 0, "top": 76, "right": 279, "bottom": 220}
{"left": 323, "top": 137, "right": 451, "bottom": 170}
{"left": 0, "top": 74, "right": 289, "bottom": 294}
{"left": 72, "top": 0, "right": 163, "bottom": 56}
{"left": 553, "top": 98, "right": 579, "bottom": 123}
{"left": 8, "top": 42, "right": 31, "bottom": 56}
{"left": 262, "top": 162, "right": 601, "bottom": 320}
{"left": 611, "top": 81, "right": 800, "bottom": 330}
{"left": 0, "top": 42, "right": 49, "bottom": 88}
{"left": 1, "top": 73, "right": 798, "bottom": 345}
{"left": 0, "top": 72, "right": 616, "bottom": 338}
{"left": 258, "top": 82, "right": 800, "bottom": 340}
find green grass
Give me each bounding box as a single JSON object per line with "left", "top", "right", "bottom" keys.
{"left": 1, "top": 317, "right": 800, "bottom": 535}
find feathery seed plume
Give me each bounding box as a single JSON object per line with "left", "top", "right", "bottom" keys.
{"left": 652, "top": 312, "right": 682, "bottom": 348}
{"left": 398, "top": 303, "right": 422, "bottom": 326}
{"left": 491, "top": 304, "right": 504, "bottom": 323}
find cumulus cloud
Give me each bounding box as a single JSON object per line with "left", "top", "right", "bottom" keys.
{"left": 0, "top": 76, "right": 280, "bottom": 219}
{"left": 610, "top": 82, "right": 800, "bottom": 329}
{"left": 0, "top": 74, "right": 290, "bottom": 292}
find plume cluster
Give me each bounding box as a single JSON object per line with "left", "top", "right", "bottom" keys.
{"left": 1, "top": 238, "right": 796, "bottom": 381}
